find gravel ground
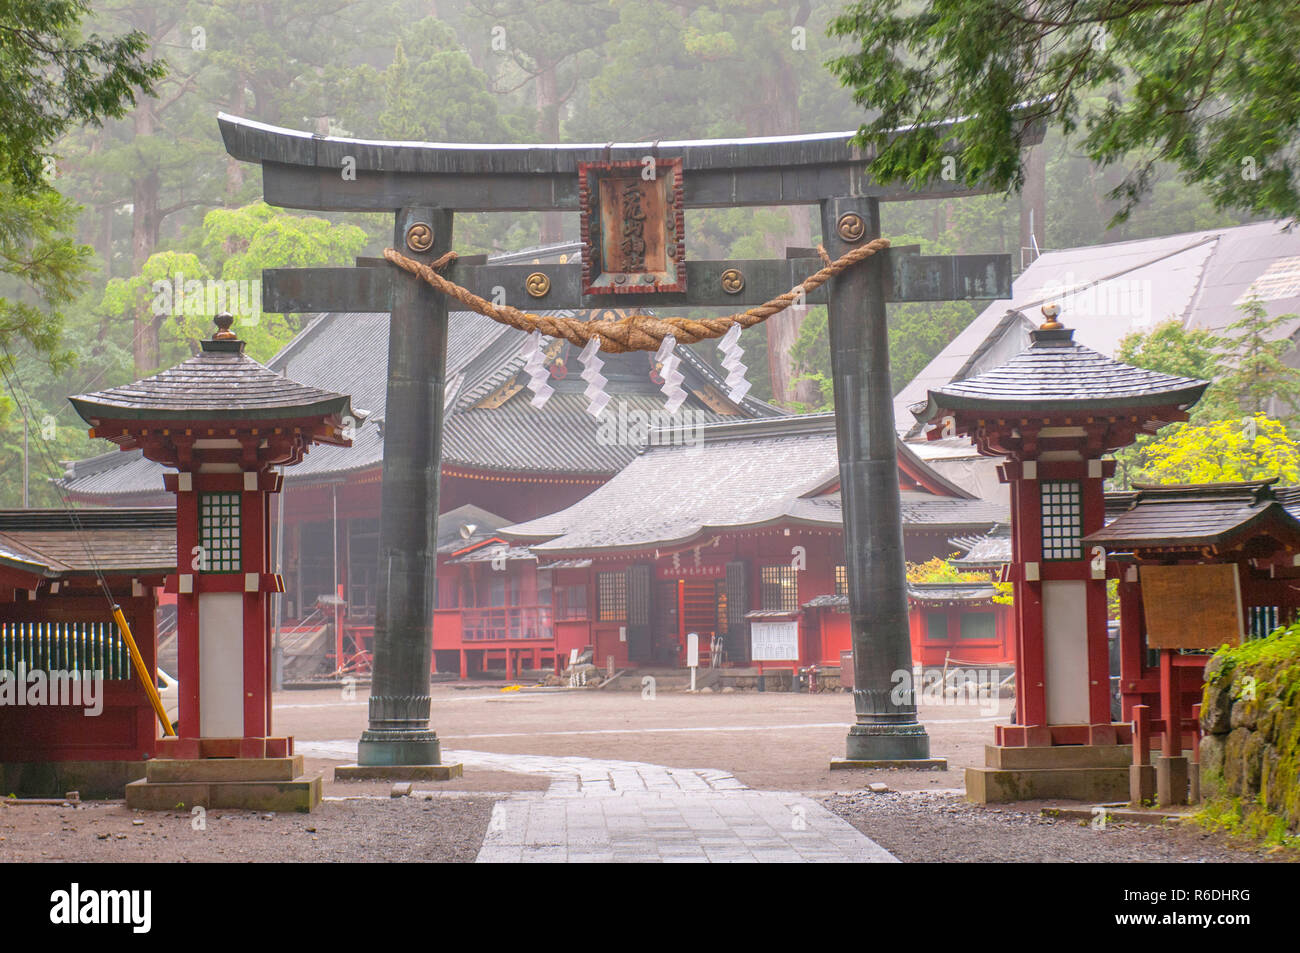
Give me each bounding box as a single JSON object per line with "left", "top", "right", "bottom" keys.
{"left": 823, "top": 791, "right": 1278, "bottom": 863}
{"left": 0, "top": 794, "right": 494, "bottom": 863}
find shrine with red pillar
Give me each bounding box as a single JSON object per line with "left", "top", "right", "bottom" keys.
{"left": 68, "top": 313, "right": 357, "bottom": 811}
{"left": 914, "top": 305, "right": 1210, "bottom": 803}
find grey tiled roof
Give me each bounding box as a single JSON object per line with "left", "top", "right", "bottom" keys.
{"left": 503, "top": 414, "right": 1006, "bottom": 554}
{"left": 1084, "top": 480, "right": 1300, "bottom": 549}
{"left": 907, "top": 582, "right": 998, "bottom": 602}
{"left": 914, "top": 327, "right": 1208, "bottom": 421}
{"left": 58, "top": 286, "right": 779, "bottom": 499}
{"left": 68, "top": 341, "right": 353, "bottom": 422}
{"left": 802, "top": 594, "right": 849, "bottom": 609}
{"left": 951, "top": 525, "right": 1011, "bottom": 568}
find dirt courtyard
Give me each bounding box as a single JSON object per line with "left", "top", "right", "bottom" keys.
{"left": 285, "top": 682, "right": 999, "bottom": 797}
{"left": 2, "top": 683, "right": 1279, "bottom": 863}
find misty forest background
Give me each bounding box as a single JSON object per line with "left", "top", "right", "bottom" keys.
{"left": 0, "top": 0, "right": 1264, "bottom": 505}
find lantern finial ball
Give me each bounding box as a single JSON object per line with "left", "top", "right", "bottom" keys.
{"left": 1040, "top": 303, "right": 1063, "bottom": 330}
{"left": 213, "top": 312, "right": 238, "bottom": 340}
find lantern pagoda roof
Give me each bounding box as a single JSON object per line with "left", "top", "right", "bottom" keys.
{"left": 911, "top": 313, "right": 1207, "bottom": 424}
{"left": 69, "top": 316, "right": 355, "bottom": 426}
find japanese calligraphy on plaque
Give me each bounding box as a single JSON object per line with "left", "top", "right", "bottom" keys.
{"left": 578, "top": 158, "right": 685, "bottom": 295}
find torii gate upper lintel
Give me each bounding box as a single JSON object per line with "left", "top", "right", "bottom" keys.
{"left": 218, "top": 113, "right": 1029, "bottom": 771}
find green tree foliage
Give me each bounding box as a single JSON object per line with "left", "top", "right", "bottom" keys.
{"left": 1113, "top": 299, "right": 1300, "bottom": 487}
{"left": 0, "top": 0, "right": 164, "bottom": 194}
{"left": 1125, "top": 415, "right": 1300, "bottom": 486}
{"left": 96, "top": 203, "right": 368, "bottom": 368}
{"left": 827, "top": 0, "right": 1300, "bottom": 224}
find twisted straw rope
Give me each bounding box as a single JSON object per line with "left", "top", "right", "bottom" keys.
{"left": 382, "top": 236, "right": 889, "bottom": 354}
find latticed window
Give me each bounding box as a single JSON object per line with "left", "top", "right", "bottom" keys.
{"left": 597, "top": 571, "right": 627, "bottom": 621}
{"left": 834, "top": 565, "right": 848, "bottom": 596}
{"left": 926, "top": 612, "right": 949, "bottom": 641}
{"left": 760, "top": 565, "right": 799, "bottom": 612}
{"left": 199, "top": 493, "right": 241, "bottom": 573}
{"left": 1040, "top": 481, "right": 1082, "bottom": 561}
{"left": 960, "top": 612, "right": 996, "bottom": 640}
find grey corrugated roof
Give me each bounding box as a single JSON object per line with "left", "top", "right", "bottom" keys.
{"left": 69, "top": 340, "right": 353, "bottom": 422}
{"left": 503, "top": 415, "right": 1005, "bottom": 554}
{"left": 914, "top": 326, "right": 1207, "bottom": 421}
{"left": 1084, "top": 480, "right": 1300, "bottom": 549}
{"left": 895, "top": 220, "right": 1300, "bottom": 434}
{"left": 0, "top": 508, "right": 175, "bottom": 576}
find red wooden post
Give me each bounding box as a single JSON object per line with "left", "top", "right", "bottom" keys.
{"left": 1132, "top": 704, "right": 1150, "bottom": 766}
{"left": 1160, "top": 648, "right": 1181, "bottom": 756}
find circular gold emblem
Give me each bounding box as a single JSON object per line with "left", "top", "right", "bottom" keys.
{"left": 837, "top": 213, "right": 866, "bottom": 243}
{"left": 525, "top": 272, "right": 551, "bottom": 298}
{"left": 405, "top": 223, "right": 434, "bottom": 252}
{"left": 720, "top": 268, "right": 745, "bottom": 294}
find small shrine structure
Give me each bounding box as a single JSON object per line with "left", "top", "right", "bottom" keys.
{"left": 912, "top": 305, "right": 1209, "bottom": 802}
{"left": 1086, "top": 479, "right": 1300, "bottom": 805}
{"left": 68, "top": 314, "right": 358, "bottom": 811}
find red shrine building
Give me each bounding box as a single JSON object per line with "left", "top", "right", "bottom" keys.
{"left": 0, "top": 508, "right": 171, "bottom": 796}
{"left": 914, "top": 304, "right": 1212, "bottom": 803}
{"left": 490, "top": 413, "right": 1007, "bottom": 677}
{"left": 65, "top": 314, "right": 357, "bottom": 810}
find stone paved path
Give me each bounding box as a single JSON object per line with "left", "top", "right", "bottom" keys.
{"left": 300, "top": 741, "right": 897, "bottom": 863}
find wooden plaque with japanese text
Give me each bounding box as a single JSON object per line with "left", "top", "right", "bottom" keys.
{"left": 1140, "top": 563, "right": 1243, "bottom": 649}
{"left": 578, "top": 158, "right": 685, "bottom": 295}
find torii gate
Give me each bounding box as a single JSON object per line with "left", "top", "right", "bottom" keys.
{"left": 218, "top": 113, "right": 1028, "bottom": 774}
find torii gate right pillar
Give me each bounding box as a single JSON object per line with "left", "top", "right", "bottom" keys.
{"left": 823, "top": 196, "right": 934, "bottom": 764}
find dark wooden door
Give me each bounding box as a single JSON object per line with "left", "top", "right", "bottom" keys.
{"left": 724, "top": 560, "right": 750, "bottom": 664}
{"left": 626, "top": 563, "right": 653, "bottom": 662}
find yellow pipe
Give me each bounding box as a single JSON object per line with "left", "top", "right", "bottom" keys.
{"left": 111, "top": 604, "right": 175, "bottom": 737}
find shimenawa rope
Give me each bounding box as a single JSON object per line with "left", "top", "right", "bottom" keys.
{"left": 382, "top": 237, "right": 889, "bottom": 354}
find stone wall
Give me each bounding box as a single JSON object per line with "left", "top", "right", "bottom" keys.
{"left": 1199, "top": 624, "right": 1300, "bottom": 832}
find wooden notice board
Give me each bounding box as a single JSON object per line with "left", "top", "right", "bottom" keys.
{"left": 1139, "top": 563, "right": 1243, "bottom": 649}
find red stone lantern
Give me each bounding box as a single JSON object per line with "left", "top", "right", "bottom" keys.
{"left": 912, "top": 305, "right": 1208, "bottom": 802}
{"left": 69, "top": 314, "right": 358, "bottom": 810}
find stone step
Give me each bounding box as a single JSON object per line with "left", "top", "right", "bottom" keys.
{"left": 145, "top": 756, "right": 304, "bottom": 783}
{"left": 966, "top": 766, "right": 1130, "bottom": 804}
{"left": 125, "top": 774, "right": 322, "bottom": 813}
{"left": 984, "top": 744, "right": 1134, "bottom": 770}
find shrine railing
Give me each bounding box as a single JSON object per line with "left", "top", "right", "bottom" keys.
{"left": 458, "top": 606, "right": 554, "bottom": 642}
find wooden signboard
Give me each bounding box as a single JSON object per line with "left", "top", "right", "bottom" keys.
{"left": 578, "top": 158, "right": 685, "bottom": 295}
{"left": 1139, "top": 564, "right": 1243, "bottom": 649}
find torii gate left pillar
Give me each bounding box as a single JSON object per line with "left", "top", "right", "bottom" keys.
{"left": 220, "top": 113, "right": 1030, "bottom": 776}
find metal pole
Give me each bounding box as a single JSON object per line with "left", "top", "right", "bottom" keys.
{"left": 357, "top": 207, "right": 452, "bottom": 767}
{"left": 272, "top": 469, "right": 285, "bottom": 690}
{"left": 22, "top": 416, "right": 29, "bottom": 507}
{"left": 821, "top": 195, "right": 932, "bottom": 762}
{"left": 332, "top": 481, "right": 341, "bottom": 674}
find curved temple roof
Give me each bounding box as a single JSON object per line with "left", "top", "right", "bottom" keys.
{"left": 913, "top": 326, "right": 1208, "bottom": 423}
{"left": 69, "top": 338, "right": 354, "bottom": 425}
